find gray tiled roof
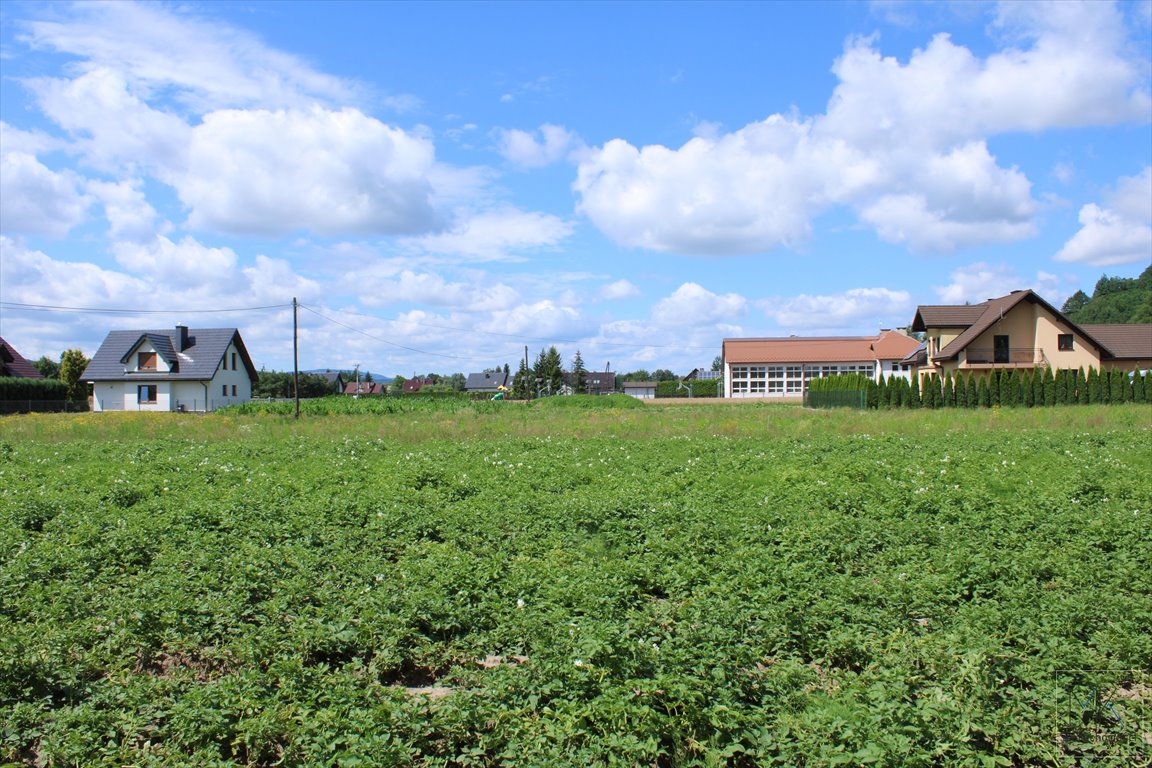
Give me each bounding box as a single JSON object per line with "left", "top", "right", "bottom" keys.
{"left": 83, "top": 327, "right": 257, "bottom": 381}
{"left": 465, "top": 371, "right": 509, "bottom": 390}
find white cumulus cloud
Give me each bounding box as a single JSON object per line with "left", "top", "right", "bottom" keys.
{"left": 652, "top": 283, "right": 747, "bottom": 326}
{"left": 934, "top": 262, "right": 1065, "bottom": 305}
{"left": 600, "top": 279, "right": 641, "bottom": 300}
{"left": 405, "top": 206, "right": 574, "bottom": 262}
{"left": 1055, "top": 167, "right": 1152, "bottom": 267}
{"left": 574, "top": 0, "right": 1147, "bottom": 257}
{"left": 181, "top": 107, "right": 439, "bottom": 237}
{"left": 495, "top": 124, "right": 582, "bottom": 168}
{"left": 765, "top": 288, "right": 913, "bottom": 330}
{"left": 0, "top": 151, "right": 91, "bottom": 237}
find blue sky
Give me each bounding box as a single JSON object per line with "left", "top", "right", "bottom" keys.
{"left": 1, "top": 0, "right": 1150, "bottom": 377}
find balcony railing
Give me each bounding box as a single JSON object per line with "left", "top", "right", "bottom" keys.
{"left": 965, "top": 347, "right": 1040, "bottom": 365}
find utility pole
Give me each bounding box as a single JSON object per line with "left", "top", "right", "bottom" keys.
{"left": 524, "top": 345, "right": 529, "bottom": 400}
{"left": 293, "top": 297, "right": 300, "bottom": 419}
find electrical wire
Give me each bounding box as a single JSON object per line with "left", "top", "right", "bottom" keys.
{"left": 2, "top": 299, "right": 720, "bottom": 362}
{"left": 0, "top": 299, "right": 288, "bottom": 313}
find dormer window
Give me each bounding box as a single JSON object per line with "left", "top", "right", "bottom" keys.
{"left": 138, "top": 352, "right": 157, "bottom": 371}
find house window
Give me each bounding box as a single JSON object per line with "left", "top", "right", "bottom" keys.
{"left": 138, "top": 352, "right": 157, "bottom": 371}
{"left": 1058, "top": 334, "right": 1074, "bottom": 351}
{"left": 222, "top": 384, "right": 228, "bottom": 397}
{"left": 231, "top": 352, "right": 237, "bottom": 370}
{"left": 231, "top": 384, "right": 237, "bottom": 396}
{"left": 138, "top": 384, "right": 157, "bottom": 403}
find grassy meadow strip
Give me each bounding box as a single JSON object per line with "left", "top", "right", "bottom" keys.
{"left": 1, "top": 402, "right": 1150, "bottom": 766}
{"left": 3, "top": 396, "right": 1150, "bottom": 444}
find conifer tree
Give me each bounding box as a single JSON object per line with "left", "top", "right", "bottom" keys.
{"left": 1135, "top": 370, "right": 1147, "bottom": 403}
{"left": 1023, "top": 370, "right": 1034, "bottom": 407}
{"left": 1043, "top": 367, "right": 1056, "bottom": 405}
{"left": 1086, "top": 368, "right": 1099, "bottom": 404}
{"left": 967, "top": 372, "right": 978, "bottom": 408}
{"left": 512, "top": 357, "right": 532, "bottom": 399}
{"left": 942, "top": 371, "right": 954, "bottom": 407}
{"left": 909, "top": 374, "right": 921, "bottom": 408}
{"left": 570, "top": 350, "right": 588, "bottom": 395}
{"left": 1055, "top": 369, "right": 1068, "bottom": 405}
{"left": 1111, "top": 368, "right": 1127, "bottom": 403}
{"left": 1076, "top": 368, "right": 1089, "bottom": 404}
{"left": 978, "top": 376, "right": 990, "bottom": 407}
{"left": 956, "top": 372, "right": 968, "bottom": 408}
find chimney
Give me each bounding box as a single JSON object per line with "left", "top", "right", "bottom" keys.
{"left": 175, "top": 324, "right": 189, "bottom": 351}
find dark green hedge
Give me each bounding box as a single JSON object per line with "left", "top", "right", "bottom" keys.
{"left": 655, "top": 379, "right": 719, "bottom": 398}
{"left": 0, "top": 376, "right": 68, "bottom": 401}
{"left": 808, "top": 370, "right": 1152, "bottom": 410}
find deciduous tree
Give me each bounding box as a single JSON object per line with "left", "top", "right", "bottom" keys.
{"left": 59, "top": 348, "right": 89, "bottom": 402}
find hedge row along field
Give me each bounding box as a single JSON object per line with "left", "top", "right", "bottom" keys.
{"left": 808, "top": 369, "right": 1152, "bottom": 410}
{"left": 2, "top": 405, "right": 1150, "bottom": 767}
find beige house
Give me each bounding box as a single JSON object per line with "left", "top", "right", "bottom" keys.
{"left": 911, "top": 290, "right": 1151, "bottom": 380}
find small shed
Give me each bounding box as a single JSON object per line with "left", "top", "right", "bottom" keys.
{"left": 622, "top": 381, "right": 657, "bottom": 399}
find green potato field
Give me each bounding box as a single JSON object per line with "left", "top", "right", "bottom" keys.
{"left": 2, "top": 400, "right": 1150, "bottom": 767}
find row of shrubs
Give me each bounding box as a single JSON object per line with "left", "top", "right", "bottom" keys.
{"left": 807, "top": 368, "right": 1152, "bottom": 409}
{"left": 0, "top": 376, "right": 68, "bottom": 401}
{"left": 653, "top": 378, "right": 720, "bottom": 398}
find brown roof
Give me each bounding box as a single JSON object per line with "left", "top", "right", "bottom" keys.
{"left": 344, "top": 381, "right": 384, "bottom": 395}
{"left": 0, "top": 337, "right": 45, "bottom": 378}
{"left": 723, "top": 330, "right": 921, "bottom": 365}
{"left": 402, "top": 378, "right": 436, "bottom": 393}
{"left": 911, "top": 305, "right": 987, "bottom": 329}
{"left": 1080, "top": 324, "right": 1152, "bottom": 360}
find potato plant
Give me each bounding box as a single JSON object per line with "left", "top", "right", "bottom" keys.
{"left": 1, "top": 407, "right": 1149, "bottom": 766}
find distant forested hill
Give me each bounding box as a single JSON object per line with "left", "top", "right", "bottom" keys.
{"left": 1061, "top": 265, "right": 1152, "bottom": 323}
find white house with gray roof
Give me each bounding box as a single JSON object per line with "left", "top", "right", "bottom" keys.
{"left": 83, "top": 325, "right": 257, "bottom": 412}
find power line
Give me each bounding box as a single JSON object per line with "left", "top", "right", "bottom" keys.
{"left": 0, "top": 301, "right": 290, "bottom": 314}
{"left": 2, "top": 298, "right": 721, "bottom": 361}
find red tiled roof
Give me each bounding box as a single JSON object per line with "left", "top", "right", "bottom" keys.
{"left": 344, "top": 382, "right": 383, "bottom": 395}
{"left": 0, "top": 337, "right": 45, "bottom": 378}
{"left": 723, "top": 330, "right": 921, "bottom": 365}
